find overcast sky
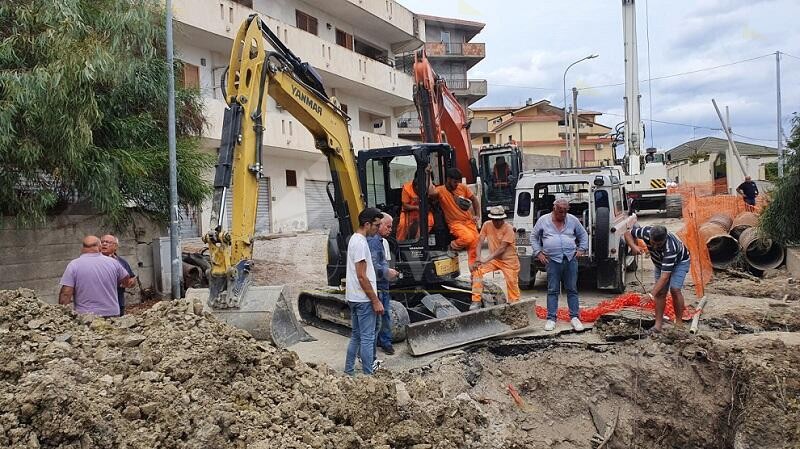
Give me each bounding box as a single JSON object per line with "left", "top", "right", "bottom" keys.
{"left": 398, "top": 0, "right": 800, "bottom": 151}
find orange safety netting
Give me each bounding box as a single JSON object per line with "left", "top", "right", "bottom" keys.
{"left": 535, "top": 292, "right": 696, "bottom": 323}
{"left": 669, "top": 185, "right": 766, "bottom": 298}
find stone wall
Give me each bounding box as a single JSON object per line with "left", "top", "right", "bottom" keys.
{"left": 0, "top": 209, "right": 166, "bottom": 304}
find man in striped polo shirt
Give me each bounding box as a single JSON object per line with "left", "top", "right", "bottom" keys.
{"left": 624, "top": 224, "right": 690, "bottom": 333}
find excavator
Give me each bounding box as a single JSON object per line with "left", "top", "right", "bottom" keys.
{"left": 411, "top": 50, "right": 522, "bottom": 221}
{"left": 186, "top": 14, "right": 534, "bottom": 356}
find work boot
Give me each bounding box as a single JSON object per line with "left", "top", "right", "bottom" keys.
{"left": 544, "top": 320, "right": 556, "bottom": 331}
{"left": 469, "top": 301, "right": 482, "bottom": 311}
{"left": 571, "top": 317, "right": 585, "bottom": 331}
{"left": 381, "top": 345, "right": 395, "bottom": 355}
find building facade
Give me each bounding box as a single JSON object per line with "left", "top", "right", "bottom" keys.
{"left": 396, "top": 14, "right": 487, "bottom": 142}
{"left": 471, "top": 100, "right": 614, "bottom": 167}
{"left": 172, "top": 0, "right": 425, "bottom": 234}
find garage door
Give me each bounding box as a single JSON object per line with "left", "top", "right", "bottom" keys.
{"left": 225, "top": 177, "right": 272, "bottom": 234}
{"left": 305, "top": 179, "right": 336, "bottom": 230}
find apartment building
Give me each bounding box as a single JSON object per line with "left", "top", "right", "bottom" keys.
{"left": 471, "top": 100, "right": 614, "bottom": 167}
{"left": 171, "top": 0, "right": 423, "bottom": 234}
{"left": 396, "top": 14, "right": 488, "bottom": 141}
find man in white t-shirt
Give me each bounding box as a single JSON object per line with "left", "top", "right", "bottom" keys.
{"left": 344, "top": 207, "right": 385, "bottom": 376}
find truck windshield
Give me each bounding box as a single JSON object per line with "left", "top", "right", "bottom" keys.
{"left": 532, "top": 182, "right": 591, "bottom": 225}
{"left": 480, "top": 151, "right": 515, "bottom": 201}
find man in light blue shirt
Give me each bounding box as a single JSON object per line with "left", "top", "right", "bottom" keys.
{"left": 531, "top": 198, "right": 589, "bottom": 331}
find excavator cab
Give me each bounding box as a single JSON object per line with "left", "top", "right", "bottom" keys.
{"left": 478, "top": 144, "right": 523, "bottom": 221}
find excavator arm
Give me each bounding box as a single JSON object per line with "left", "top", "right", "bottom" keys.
{"left": 204, "top": 14, "right": 363, "bottom": 309}
{"left": 413, "top": 50, "right": 476, "bottom": 183}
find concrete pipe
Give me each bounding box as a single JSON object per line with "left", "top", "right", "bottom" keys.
{"left": 730, "top": 211, "right": 758, "bottom": 240}
{"left": 738, "top": 227, "right": 785, "bottom": 271}
{"left": 699, "top": 222, "right": 740, "bottom": 269}
{"left": 707, "top": 213, "right": 733, "bottom": 232}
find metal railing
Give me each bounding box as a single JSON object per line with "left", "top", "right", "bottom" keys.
{"left": 397, "top": 117, "right": 422, "bottom": 130}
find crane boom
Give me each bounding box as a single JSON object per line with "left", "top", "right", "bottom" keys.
{"left": 622, "top": 0, "right": 642, "bottom": 177}
{"left": 413, "top": 49, "right": 476, "bottom": 183}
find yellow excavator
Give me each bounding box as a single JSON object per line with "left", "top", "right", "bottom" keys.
{"left": 187, "top": 14, "right": 535, "bottom": 355}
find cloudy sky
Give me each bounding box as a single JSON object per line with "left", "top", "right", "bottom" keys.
{"left": 398, "top": 0, "right": 800, "bottom": 151}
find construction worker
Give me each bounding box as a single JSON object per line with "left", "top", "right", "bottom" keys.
{"left": 492, "top": 156, "right": 511, "bottom": 189}
{"left": 470, "top": 206, "right": 520, "bottom": 310}
{"left": 427, "top": 166, "right": 481, "bottom": 266}
{"left": 396, "top": 179, "right": 433, "bottom": 241}
{"left": 624, "top": 224, "right": 690, "bottom": 334}
{"left": 736, "top": 176, "right": 759, "bottom": 207}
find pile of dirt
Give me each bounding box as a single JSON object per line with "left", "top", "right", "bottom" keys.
{"left": 0, "top": 289, "right": 488, "bottom": 449}
{"left": 707, "top": 268, "right": 799, "bottom": 301}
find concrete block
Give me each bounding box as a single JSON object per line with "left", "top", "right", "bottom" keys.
{"left": 787, "top": 247, "right": 800, "bottom": 280}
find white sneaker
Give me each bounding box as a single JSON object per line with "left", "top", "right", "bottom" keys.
{"left": 571, "top": 317, "right": 585, "bottom": 331}
{"left": 544, "top": 320, "right": 556, "bottom": 331}
{"left": 371, "top": 359, "right": 384, "bottom": 372}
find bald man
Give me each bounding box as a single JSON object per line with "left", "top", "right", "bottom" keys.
{"left": 59, "top": 235, "right": 132, "bottom": 317}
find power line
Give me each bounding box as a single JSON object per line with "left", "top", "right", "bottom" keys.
{"left": 483, "top": 53, "right": 776, "bottom": 92}
{"left": 782, "top": 52, "right": 800, "bottom": 61}
{"left": 600, "top": 111, "right": 722, "bottom": 130}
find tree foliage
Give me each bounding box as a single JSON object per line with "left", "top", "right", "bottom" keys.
{"left": 761, "top": 114, "right": 800, "bottom": 245}
{"left": 0, "top": 0, "right": 213, "bottom": 227}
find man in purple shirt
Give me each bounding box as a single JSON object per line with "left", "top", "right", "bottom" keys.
{"left": 59, "top": 235, "right": 131, "bottom": 317}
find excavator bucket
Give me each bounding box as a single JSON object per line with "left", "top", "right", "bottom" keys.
{"left": 405, "top": 299, "right": 537, "bottom": 356}
{"left": 185, "top": 285, "right": 314, "bottom": 348}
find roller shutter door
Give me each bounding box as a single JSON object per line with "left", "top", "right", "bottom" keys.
{"left": 305, "top": 179, "right": 336, "bottom": 230}
{"left": 178, "top": 205, "right": 201, "bottom": 238}
{"left": 225, "top": 177, "right": 272, "bottom": 234}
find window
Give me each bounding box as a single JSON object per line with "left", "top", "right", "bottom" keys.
{"left": 339, "top": 103, "right": 348, "bottom": 114}
{"left": 612, "top": 188, "right": 623, "bottom": 216}
{"left": 336, "top": 29, "right": 354, "bottom": 50}
{"left": 440, "top": 31, "right": 450, "bottom": 44}
{"left": 516, "top": 192, "right": 531, "bottom": 217}
{"left": 560, "top": 150, "right": 569, "bottom": 159}
{"left": 296, "top": 10, "right": 318, "bottom": 35}
{"left": 285, "top": 170, "right": 297, "bottom": 187}
{"left": 581, "top": 149, "right": 596, "bottom": 164}
{"left": 179, "top": 62, "right": 199, "bottom": 89}
{"left": 364, "top": 159, "right": 387, "bottom": 206}
{"left": 482, "top": 136, "right": 491, "bottom": 144}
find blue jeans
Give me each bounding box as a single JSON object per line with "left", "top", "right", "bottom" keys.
{"left": 546, "top": 257, "right": 580, "bottom": 321}
{"left": 376, "top": 291, "right": 392, "bottom": 349}
{"left": 344, "top": 301, "right": 378, "bottom": 376}
{"left": 654, "top": 258, "right": 691, "bottom": 289}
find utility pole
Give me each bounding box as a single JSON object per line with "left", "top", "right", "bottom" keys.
{"left": 776, "top": 51, "right": 784, "bottom": 177}
{"left": 572, "top": 87, "right": 580, "bottom": 167}
{"left": 166, "top": 0, "right": 181, "bottom": 300}
{"left": 622, "top": 0, "right": 642, "bottom": 178}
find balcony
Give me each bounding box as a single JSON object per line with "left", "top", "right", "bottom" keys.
{"left": 442, "top": 78, "right": 487, "bottom": 105}
{"left": 424, "top": 42, "right": 485, "bottom": 68}
{"left": 469, "top": 117, "right": 489, "bottom": 137}
{"left": 172, "top": 0, "right": 413, "bottom": 106}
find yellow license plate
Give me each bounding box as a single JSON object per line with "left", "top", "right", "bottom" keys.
{"left": 434, "top": 257, "right": 459, "bottom": 276}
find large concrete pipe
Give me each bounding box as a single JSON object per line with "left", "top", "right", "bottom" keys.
{"left": 707, "top": 213, "right": 733, "bottom": 232}
{"left": 699, "top": 222, "right": 740, "bottom": 269}
{"left": 738, "top": 227, "right": 785, "bottom": 270}
{"left": 730, "top": 212, "right": 758, "bottom": 239}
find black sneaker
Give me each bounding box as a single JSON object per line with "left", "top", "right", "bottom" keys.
{"left": 382, "top": 345, "right": 395, "bottom": 355}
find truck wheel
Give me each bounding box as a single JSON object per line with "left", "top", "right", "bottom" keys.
{"left": 519, "top": 266, "right": 536, "bottom": 290}
{"left": 665, "top": 194, "right": 683, "bottom": 218}
{"left": 389, "top": 300, "right": 410, "bottom": 343}
{"left": 611, "top": 249, "right": 626, "bottom": 294}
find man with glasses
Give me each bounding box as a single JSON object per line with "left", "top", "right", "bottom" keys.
{"left": 531, "top": 198, "right": 588, "bottom": 332}
{"left": 100, "top": 234, "right": 136, "bottom": 315}
{"left": 624, "top": 224, "right": 690, "bottom": 334}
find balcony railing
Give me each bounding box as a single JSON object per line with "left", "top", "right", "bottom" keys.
{"left": 425, "top": 42, "right": 486, "bottom": 58}
{"left": 397, "top": 117, "right": 422, "bottom": 130}
{"left": 444, "top": 77, "right": 468, "bottom": 89}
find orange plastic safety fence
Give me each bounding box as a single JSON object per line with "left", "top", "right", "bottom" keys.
{"left": 534, "top": 292, "right": 695, "bottom": 323}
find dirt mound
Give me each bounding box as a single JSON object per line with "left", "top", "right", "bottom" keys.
{"left": 0, "top": 289, "right": 486, "bottom": 449}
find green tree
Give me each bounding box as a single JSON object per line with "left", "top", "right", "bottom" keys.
{"left": 0, "top": 0, "right": 213, "bottom": 227}
{"left": 761, "top": 113, "right": 800, "bottom": 244}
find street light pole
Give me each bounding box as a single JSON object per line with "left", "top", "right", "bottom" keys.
{"left": 562, "top": 54, "right": 598, "bottom": 167}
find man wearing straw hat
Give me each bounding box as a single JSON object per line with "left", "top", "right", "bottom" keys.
{"left": 470, "top": 206, "right": 520, "bottom": 311}
{"left": 624, "top": 224, "right": 690, "bottom": 334}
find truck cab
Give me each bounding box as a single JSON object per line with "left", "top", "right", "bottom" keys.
{"left": 512, "top": 167, "right": 637, "bottom": 292}
{"left": 478, "top": 144, "right": 523, "bottom": 221}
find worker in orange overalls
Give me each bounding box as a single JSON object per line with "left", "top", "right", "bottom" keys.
{"left": 427, "top": 166, "right": 480, "bottom": 266}
{"left": 396, "top": 180, "right": 433, "bottom": 241}
{"left": 469, "top": 205, "right": 520, "bottom": 310}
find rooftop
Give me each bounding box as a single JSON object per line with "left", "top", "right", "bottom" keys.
{"left": 667, "top": 137, "right": 778, "bottom": 161}
{"left": 417, "top": 14, "right": 485, "bottom": 41}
